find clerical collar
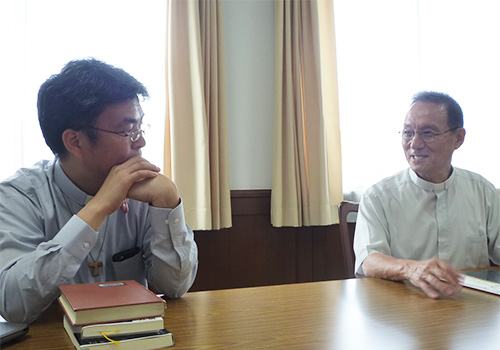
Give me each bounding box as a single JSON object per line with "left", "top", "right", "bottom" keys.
{"left": 409, "top": 167, "right": 455, "bottom": 192}
{"left": 54, "top": 160, "right": 94, "bottom": 205}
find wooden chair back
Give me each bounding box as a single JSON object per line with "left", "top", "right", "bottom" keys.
{"left": 338, "top": 201, "right": 359, "bottom": 279}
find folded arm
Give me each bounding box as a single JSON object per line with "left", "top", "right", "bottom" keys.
{"left": 144, "top": 201, "right": 198, "bottom": 298}
{"left": 124, "top": 168, "right": 198, "bottom": 297}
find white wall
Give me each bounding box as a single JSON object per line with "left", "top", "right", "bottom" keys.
{"left": 222, "top": 0, "right": 275, "bottom": 190}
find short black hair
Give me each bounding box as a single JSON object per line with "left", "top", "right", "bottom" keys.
{"left": 37, "top": 58, "right": 149, "bottom": 157}
{"left": 412, "top": 91, "right": 463, "bottom": 129}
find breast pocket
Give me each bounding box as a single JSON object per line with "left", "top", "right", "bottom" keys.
{"left": 465, "top": 235, "right": 489, "bottom": 269}
{"left": 110, "top": 247, "right": 146, "bottom": 284}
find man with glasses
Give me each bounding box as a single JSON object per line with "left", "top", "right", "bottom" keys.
{"left": 0, "top": 59, "right": 198, "bottom": 323}
{"left": 354, "top": 91, "right": 500, "bottom": 299}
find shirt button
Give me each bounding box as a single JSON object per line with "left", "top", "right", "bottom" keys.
{"left": 83, "top": 242, "right": 90, "bottom": 249}
{"left": 174, "top": 219, "right": 179, "bottom": 224}
{"left": 164, "top": 219, "right": 169, "bottom": 225}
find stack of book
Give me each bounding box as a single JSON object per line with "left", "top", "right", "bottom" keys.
{"left": 58, "top": 280, "right": 174, "bottom": 349}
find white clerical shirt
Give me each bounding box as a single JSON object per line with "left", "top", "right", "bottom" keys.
{"left": 354, "top": 167, "right": 500, "bottom": 276}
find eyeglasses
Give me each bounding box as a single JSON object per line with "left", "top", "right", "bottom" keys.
{"left": 89, "top": 124, "right": 150, "bottom": 142}
{"left": 400, "top": 127, "right": 460, "bottom": 143}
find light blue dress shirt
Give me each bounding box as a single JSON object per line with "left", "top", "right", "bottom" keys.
{"left": 354, "top": 167, "right": 500, "bottom": 277}
{"left": 0, "top": 159, "right": 198, "bottom": 323}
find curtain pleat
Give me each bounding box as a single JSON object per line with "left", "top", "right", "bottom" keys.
{"left": 272, "top": 0, "right": 342, "bottom": 227}
{"left": 165, "top": 0, "right": 231, "bottom": 230}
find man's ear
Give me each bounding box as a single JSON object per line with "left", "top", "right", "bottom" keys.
{"left": 62, "top": 129, "right": 84, "bottom": 157}
{"left": 454, "top": 127, "right": 466, "bottom": 150}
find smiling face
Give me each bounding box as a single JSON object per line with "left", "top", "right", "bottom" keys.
{"left": 403, "top": 101, "right": 465, "bottom": 183}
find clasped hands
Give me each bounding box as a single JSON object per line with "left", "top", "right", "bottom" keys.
{"left": 79, "top": 156, "right": 180, "bottom": 231}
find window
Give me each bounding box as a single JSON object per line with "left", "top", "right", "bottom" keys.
{"left": 334, "top": 0, "right": 500, "bottom": 198}
{"left": 0, "top": 0, "right": 167, "bottom": 180}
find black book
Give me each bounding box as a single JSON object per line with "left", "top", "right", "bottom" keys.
{"left": 63, "top": 315, "right": 174, "bottom": 349}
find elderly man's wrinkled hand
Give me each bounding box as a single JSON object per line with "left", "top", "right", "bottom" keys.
{"left": 404, "top": 258, "right": 464, "bottom": 298}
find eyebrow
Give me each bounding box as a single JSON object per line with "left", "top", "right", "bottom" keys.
{"left": 119, "top": 115, "right": 144, "bottom": 127}
{"left": 403, "top": 124, "right": 441, "bottom": 131}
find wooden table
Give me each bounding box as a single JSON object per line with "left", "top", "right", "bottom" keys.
{"left": 4, "top": 277, "right": 500, "bottom": 350}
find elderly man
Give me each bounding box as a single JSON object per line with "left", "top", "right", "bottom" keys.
{"left": 354, "top": 91, "right": 500, "bottom": 298}
{"left": 0, "top": 59, "right": 198, "bottom": 323}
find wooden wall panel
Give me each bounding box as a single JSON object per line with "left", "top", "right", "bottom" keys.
{"left": 189, "top": 190, "right": 349, "bottom": 292}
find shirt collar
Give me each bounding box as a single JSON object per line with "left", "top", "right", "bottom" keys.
{"left": 54, "top": 159, "right": 93, "bottom": 205}
{"left": 409, "top": 167, "right": 455, "bottom": 192}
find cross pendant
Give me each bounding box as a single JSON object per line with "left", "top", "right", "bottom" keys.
{"left": 88, "top": 261, "right": 103, "bottom": 277}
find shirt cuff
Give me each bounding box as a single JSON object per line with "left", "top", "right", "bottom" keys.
{"left": 150, "top": 199, "right": 189, "bottom": 238}
{"left": 52, "top": 215, "right": 98, "bottom": 261}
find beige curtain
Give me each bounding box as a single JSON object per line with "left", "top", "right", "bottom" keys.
{"left": 272, "top": 0, "right": 342, "bottom": 227}
{"left": 165, "top": 0, "right": 231, "bottom": 230}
